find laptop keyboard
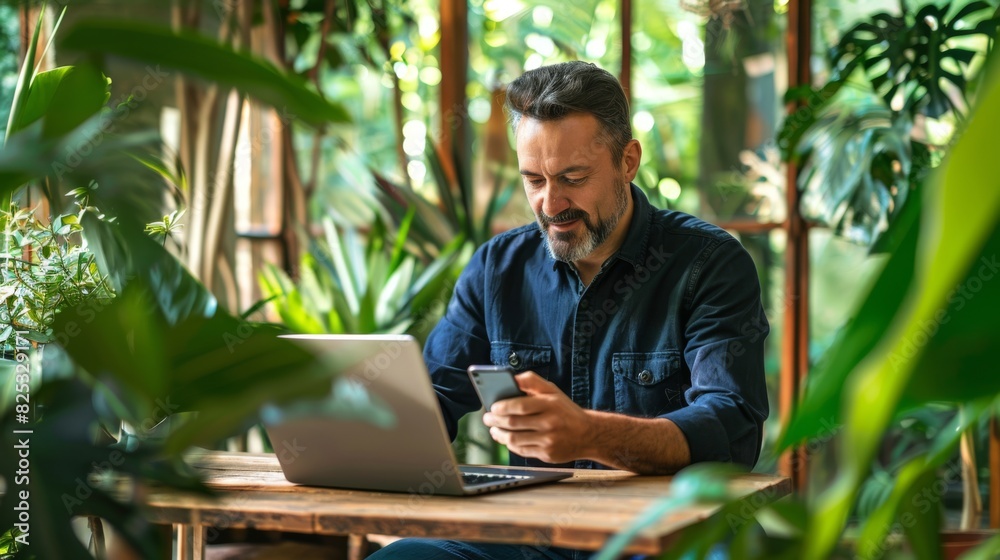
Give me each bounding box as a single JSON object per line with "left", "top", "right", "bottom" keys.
{"left": 461, "top": 472, "right": 531, "bottom": 486}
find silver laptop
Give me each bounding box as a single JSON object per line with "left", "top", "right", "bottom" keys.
{"left": 263, "top": 334, "right": 571, "bottom": 496}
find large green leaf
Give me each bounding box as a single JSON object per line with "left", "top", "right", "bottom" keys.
{"left": 0, "top": 112, "right": 159, "bottom": 205}
{"left": 11, "top": 64, "right": 109, "bottom": 139}
{"left": 594, "top": 464, "right": 740, "bottom": 560}
{"left": 902, "top": 216, "right": 1000, "bottom": 403}
{"left": 804, "top": 54, "right": 1000, "bottom": 559}
{"left": 58, "top": 20, "right": 350, "bottom": 127}
{"left": 778, "top": 192, "right": 919, "bottom": 447}
{"left": 963, "top": 532, "right": 1000, "bottom": 560}
{"left": 796, "top": 101, "right": 913, "bottom": 246}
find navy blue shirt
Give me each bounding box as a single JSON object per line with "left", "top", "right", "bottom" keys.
{"left": 423, "top": 185, "right": 769, "bottom": 470}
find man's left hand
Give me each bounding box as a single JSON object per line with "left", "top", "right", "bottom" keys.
{"left": 482, "top": 371, "right": 592, "bottom": 464}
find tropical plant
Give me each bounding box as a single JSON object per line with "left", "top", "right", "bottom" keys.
{"left": 779, "top": 1, "right": 998, "bottom": 247}
{"left": 261, "top": 213, "right": 466, "bottom": 341}
{"left": 373, "top": 141, "right": 520, "bottom": 258}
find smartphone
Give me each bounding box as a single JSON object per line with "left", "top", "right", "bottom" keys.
{"left": 467, "top": 365, "right": 526, "bottom": 412}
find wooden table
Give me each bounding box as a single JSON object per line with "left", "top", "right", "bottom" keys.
{"left": 146, "top": 451, "right": 790, "bottom": 559}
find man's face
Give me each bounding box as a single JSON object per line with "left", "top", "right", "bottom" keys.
{"left": 515, "top": 113, "right": 632, "bottom": 263}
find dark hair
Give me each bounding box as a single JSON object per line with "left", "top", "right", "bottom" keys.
{"left": 504, "top": 61, "right": 632, "bottom": 166}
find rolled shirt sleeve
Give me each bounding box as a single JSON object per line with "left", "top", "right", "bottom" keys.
{"left": 422, "top": 243, "right": 492, "bottom": 442}
{"left": 662, "top": 238, "right": 769, "bottom": 468}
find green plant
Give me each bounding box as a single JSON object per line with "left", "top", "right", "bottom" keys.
{"left": 0, "top": 527, "right": 22, "bottom": 559}
{"left": 144, "top": 208, "right": 185, "bottom": 247}
{"left": 261, "top": 213, "right": 466, "bottom": 341}
{"left": 0, "top": 201, "right": 114, "bottom": 354}
{"left": 373, "top": 139, "right": 519, "bottom": 258}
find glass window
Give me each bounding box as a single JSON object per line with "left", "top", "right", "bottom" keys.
{"left": 633, "top": 0, "right": 786, "bottom": 225}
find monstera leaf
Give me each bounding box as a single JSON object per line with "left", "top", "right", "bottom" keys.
{"left": 831, "top": 2, "right": 998, "bottom": 119}
{"left": 795, "top": 99, "right": 917, "bottom": 246}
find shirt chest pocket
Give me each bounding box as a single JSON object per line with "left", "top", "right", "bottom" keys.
{"left": 490, "top": 342, "right": 552, "bottom": 375}
{"left": 612, "top": 351, "right": 686, "bottom": 417}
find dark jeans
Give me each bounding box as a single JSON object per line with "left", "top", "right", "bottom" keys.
{"left": 365, "top": 538, "right": 595, "bottom": 560}
{"left": 365, "top": 537, "right": 732, "bottom": 560}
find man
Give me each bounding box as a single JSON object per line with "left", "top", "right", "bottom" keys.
{"left": 369, "top": 61, "right": 768, "bottom": 559}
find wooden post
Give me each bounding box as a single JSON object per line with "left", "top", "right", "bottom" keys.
{"left": 778, "top": 0, "right": 812, "bottom": 493}
{"left": 438, "top": 0, "right": 470, "bottom": 187}
{"left": 991, "top": 416, "right": 999, "bottom": 529}
{"left": 619, "top": 0, "right": 632, "bottom": 102}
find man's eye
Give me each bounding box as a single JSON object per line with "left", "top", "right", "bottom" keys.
{"left": 564, "top": 177, "right": 586, "bottom": 185}
{"left": 525, "top": 177, "right": 544, "bottom": 187}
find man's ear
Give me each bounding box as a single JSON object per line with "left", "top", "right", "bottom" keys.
{"left": 621, "top": 139, "right": 642, "bottom": 182}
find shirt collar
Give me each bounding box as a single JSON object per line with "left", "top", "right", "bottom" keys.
{"left": 548, "top": 183, "right": 653, "bottom": 272}
{"left": 612, "top": 183, "right": 653, "bottom": 269}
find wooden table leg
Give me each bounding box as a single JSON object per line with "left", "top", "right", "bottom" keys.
{"left": 348, "top": 534, "right": 372, "bottom": 560}
{"left": 172, "top": 524, "right": 206, "bottom": 560}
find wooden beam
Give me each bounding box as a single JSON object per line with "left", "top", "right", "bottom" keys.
{"left": 716, "top": 220, "right": 784, "bottom": 234}
{"left": 778, "top": 0, "right": 812, "bottom": 493}
{"left": 438, "top": 0, "right": 470, "bottom": 187}
{"left": 619, "top": 0, "right": 632, "bottom": 102}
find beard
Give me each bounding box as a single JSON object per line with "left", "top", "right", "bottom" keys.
{"left": 536, "top": 179, "right": 630, "bottom": 263}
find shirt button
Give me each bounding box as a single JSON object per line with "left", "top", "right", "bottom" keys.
{"left": 508, "top": 352, "right": 522, "bottom": 368}
{"left": 580, "top": 299, "right": 589, "bottom": 310}
{"left": 638, "top": 370, "right": 653, "bottom": 384}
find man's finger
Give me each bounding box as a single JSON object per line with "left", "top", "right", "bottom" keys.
{"left": 514, "top": 371, "right": 558, "bottom": 395}
{"left": 484, "top": 410, "right": 535, "bottom": 431}
{"left": 490, "top": 395, "right": 547, "bottom": 416}
{"left": 489, "top": 426, "right": 514, "bottom": 446}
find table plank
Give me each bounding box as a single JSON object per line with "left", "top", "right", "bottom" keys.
{"left": 148, "top": 450, "right": 790, "bottom": 554}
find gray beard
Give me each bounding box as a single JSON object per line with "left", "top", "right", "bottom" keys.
{"left": 539, "top": 183, "right": 630, "bottom": 263}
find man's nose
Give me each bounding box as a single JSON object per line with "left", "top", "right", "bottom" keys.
{"left": 541, "top": 183, "right": 569, "bottom": 217}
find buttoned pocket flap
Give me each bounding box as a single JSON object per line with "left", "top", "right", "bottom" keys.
{"left": 612, "top": 351, "right": 681, "bottom": 386}
{"left": 490, "top": 341, "right": 552, "bottom": 372}
{"left": 611, "top": 350, "right": 684, "bottom": 416}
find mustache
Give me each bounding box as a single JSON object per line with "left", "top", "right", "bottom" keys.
{"left": 538, "top": 208, "right": 589, "bottom": 227}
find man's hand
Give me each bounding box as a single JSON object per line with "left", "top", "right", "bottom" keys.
{"left": 481, "top": 371, "right": 693, "bottom": 473}
{"left": 482, "top": 371, "right": 591, "bottom": 464}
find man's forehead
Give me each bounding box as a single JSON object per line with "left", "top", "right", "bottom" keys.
{"left": 514, "top": 115, "right": 610, "bottom": 165}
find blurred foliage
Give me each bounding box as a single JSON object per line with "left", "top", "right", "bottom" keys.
{"left": 61, "top": 19, "right": 350, "bottom": 128}
{"left": 0, "top": 3, "right": 378, "bottom": 558}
